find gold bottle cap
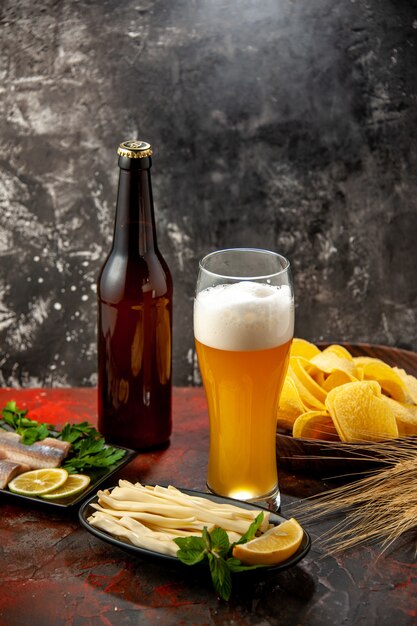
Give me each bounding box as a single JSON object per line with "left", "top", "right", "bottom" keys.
{"left": 117, "top": 140, "right": 153, "bottom": 159}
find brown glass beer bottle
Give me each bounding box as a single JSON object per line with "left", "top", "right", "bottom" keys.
{"left": 97, "top": 140, "right": 173, "bottom": 449}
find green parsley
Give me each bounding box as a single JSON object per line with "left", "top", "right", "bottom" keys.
{"left": 60, "top": 422, "right": 126, "bottom": 473}
{"left": 0, "top": 401, "right": 126, "bottom": 474}
{"left": 174, "top": 512, "right": 267, "bottom": 600}
{"left": 1, "top": 401, "right": 53, "bottom": 444}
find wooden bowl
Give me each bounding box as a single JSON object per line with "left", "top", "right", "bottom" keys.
{"left": 276, "top": 342, "right": 417, "bottom": 477}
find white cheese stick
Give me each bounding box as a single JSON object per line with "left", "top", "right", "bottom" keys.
{"left": 115, "top": 483, "right": 236, "bottom": 517}
{"left": 88, "top": 512, "right": 178, "bottom": 556}
{"left": 113, "top": 481, "right": 269, "bottom": 532}
{"left": 89, "top": 510, "right": 241, "bottom": 551}
{"left": 88, "top": 482, "right": 270, "bottom": 557}
{"left": 119, "top": 481, "right": 258, "bottom": 519}
{"left": 99, "top": 495, "right": 253, "bottom": 534}
{"left": 91, "top": 502, "right": 205, "bottom": 530}
{"left": 98, "top": 490, "right": 197, "bottom": 518}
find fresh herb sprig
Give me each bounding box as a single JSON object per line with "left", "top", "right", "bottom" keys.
{"left": 174, "top": 512, "right": 267, "bottom": 600}
{"left": 59, "top": 422, "right": 126, "bottom": 473}
{"left": 1, "top": 401, "right": 53, "bottom": 444}
{"left": 0, "top": 402, "right": 126, "bottom": 473}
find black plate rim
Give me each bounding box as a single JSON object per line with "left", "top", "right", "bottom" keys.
{"left": 79, "top": 485, "right": 311, "bottom": 572}
{"left": 0, "top": 445, "right": 137, "bottom": 509}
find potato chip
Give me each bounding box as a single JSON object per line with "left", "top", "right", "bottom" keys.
{"left": 325, "top": 381, "right": 399, "bottom": 442}
{"left": 279, "top": 339, "right": 417, "bottom": 443}
{"left": 353, "top": 359, "right": 407, "bottom": 402}
{"left": 321, "top": 370, "right": 357, "bottom": 392}
{"left": 290, "top": 338, "right": 321, "bottom": 360}
{"left": 392, "top": 367, "right": 417, "bottom": 404}
{"left": 288, "top": 357, "right": 327, "bottom": 410}
{"left": 310, "top": 349, "right": 358, "bottom": 378}
{"left": 292, "top": 411, "right": 339, "bottom": 441}
{"left": 381, "top": 396, "right": 417, "bottom": 436}
{"left": 352, "top": 356, "right": 376, "bottom": 380}
{"left": 353, "top": 357, "right": 382, "bottom": 366}
{"left": 322, "top": 344, "right": 354, "bottom": 361}
{"left": 310, "top": 369, "right": 326, "bottom": 387}
{"left": 291, "top": 357, "right": 327, "bottom": 401}
{"left": 276, "top": 377, "right": 306, "bottom": 431}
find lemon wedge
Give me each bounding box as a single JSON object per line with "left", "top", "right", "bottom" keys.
{"left": 41, "top": 474, "right": 91, "bottom": 500}
{"left": 232, "top": 517, "right": 304, "bottom": 566}
{"left": 8, "top": 468, "right": 69, "bottom": 496}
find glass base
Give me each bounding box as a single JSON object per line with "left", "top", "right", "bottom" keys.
{"left": 206, "top": 482, "right": 281, "bottom": 512}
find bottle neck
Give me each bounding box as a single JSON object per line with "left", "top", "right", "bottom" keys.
{"left": 113, "top": 167, "right": 157, "bottom": 256}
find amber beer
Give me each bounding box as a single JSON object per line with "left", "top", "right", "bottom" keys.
{"left": 194, "top": 252, "right": 294, "bottom": 501}
{"left": 97, "top": 140, "right": 173, "bottom": 450}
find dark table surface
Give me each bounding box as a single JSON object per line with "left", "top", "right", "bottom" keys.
{"left": 0, "top": 384, "right": 416, "bottom": 626}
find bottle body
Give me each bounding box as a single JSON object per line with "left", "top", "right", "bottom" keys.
{"left": 97, "top": 141, "right": 173, "bottom": 449}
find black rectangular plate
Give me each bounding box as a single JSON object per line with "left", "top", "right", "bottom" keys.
{"left": 0, "top": 445, "right": 137, "bottom": 510}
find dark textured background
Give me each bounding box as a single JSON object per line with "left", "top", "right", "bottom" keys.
{"left": 1, "top": 0, "right": 417, "bottom": 388}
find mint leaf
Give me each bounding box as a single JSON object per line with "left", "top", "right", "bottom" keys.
{"left": 202, "top": 526, "right": 212, "bottom": 551}
{"left": 234, "top": 512, "right": 264, "bottom": 545}
{"left": 173, "top": 513, "right": 271, "bottom": 600}
{"left": 173, "top": 528, "right": 233, "bottom": 599}
{"left": 174, "top": 536, "right": 206, "bottom": 552}
{"left": 174, "top": 536, "right": 206, "bottom": 565}
{"left": 226, "top": 557, "right": 267, "bottom": 573}
{"left": 208, "top": 553, "right": 232, "bottom": 601}
{"left": 210, "top": 527, "right": 230, "bottom": 558}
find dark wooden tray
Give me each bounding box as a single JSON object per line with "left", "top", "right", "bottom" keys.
{"left": 276, "top": 342, "right": 417, "bottom": 476}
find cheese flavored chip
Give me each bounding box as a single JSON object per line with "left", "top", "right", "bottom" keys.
{"left": 381, "top": 396, "right": 417, "bottom": 436}
{"left": 353, "top": 357, "right": 380, "bottom": 366}
{"left": 392, "top": 367, "right": 417, "bottom": 404}
{"left": 311, "top": 369, "right": 326, "bottom": 387}
{"left": 353, "top": 357, "right": 383, "bottom": 381}
{"left": 325, "top": 381, "right": 399, "bottom": 442}
{"left": 292, "top": 411, "right": 339, "bottom": 441}
{"left": 277, "top": 339, "right": 417, "bottom": 441}
{"left": 288, "top": 357, "right": 327, "bottom": 410}
{"left": 310, "top": 348, "right": 358, "bottom": 378}
{"left": 290, "top": 338, "right": 321, "bottom": 360}
{"left": 276, "top": 377, "right": 306, "bottom": 431}
{"left": 353, "top": 358, "right": 407, "bottom": 402}
{"left": 322, "top": 344, "right": 354, "bottom": 361}
{"left": 321, "top": 370, "right": 357, "bottom": 392}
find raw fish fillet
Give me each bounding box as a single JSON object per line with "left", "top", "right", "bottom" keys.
{"left": 0, "top": 431, "right": 71, "bottom": 469}
{"left": 0, "top": 459, "right": 30, "bottom": 489}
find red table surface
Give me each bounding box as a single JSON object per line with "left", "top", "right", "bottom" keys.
{"left": 0, "top": 387, "right": 416, "bottom": 626}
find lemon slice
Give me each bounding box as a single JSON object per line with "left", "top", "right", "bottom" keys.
{"left": 232, "top": 518, "right": 304, "bottom": 566}
{"left": 8, "top": 468, "right": 69, "bottom": 496}
{"left": 41, "top": 474, "right": 91, "bottom": 500}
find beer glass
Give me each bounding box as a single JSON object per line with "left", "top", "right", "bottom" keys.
{"left": 194, "top": 248, "right": 294, "bottom": 502}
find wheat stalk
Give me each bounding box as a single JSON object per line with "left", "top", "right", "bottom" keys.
{"left": 288, "top": 438, "right": 417, "bottom": 555}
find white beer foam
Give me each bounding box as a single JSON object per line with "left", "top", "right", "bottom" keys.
{"left": 194, "top": 281, "right": 294, "bottom": 351}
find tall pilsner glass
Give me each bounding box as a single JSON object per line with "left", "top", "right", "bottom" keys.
{"left": 194, "top": 248, "right": 294, "bottom": 502}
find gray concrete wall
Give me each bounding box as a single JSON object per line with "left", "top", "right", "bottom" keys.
{"left": 1, "top": 0, "right": 417, "bottom": 387}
